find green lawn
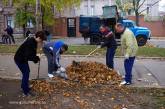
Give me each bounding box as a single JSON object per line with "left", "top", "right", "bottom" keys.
{"left": 0, "top": 44, "right": 165, "bottom": 57}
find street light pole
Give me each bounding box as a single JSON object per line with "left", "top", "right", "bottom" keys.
{"left": 36, "top": 0, "right": 42, "bottom": 31}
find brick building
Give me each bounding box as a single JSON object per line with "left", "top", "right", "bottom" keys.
{"left": 0, "top": 0, "right": 15, "bottom": 35}
{"left": 54, "top": 0, "right": 115, "bottom": 37}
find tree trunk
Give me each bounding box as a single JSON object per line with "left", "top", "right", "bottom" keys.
{"left": 41, "top": 7, "right": 45, "bottom": 30}
{"left": 135, "top": 10, "right": 139, "bottom": 26}
{"left": 23, "top": 24, "right": 26, "bottom": 38}
{"left": 36, "top": 0, "right": 42, "bottom": 31}
{"left": 24, "top": 5, "right": 27, "bottom": 38}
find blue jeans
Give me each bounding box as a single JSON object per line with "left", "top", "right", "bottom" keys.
{"left": 43, "top": 48, "right": 58, "bottom": 74}
{"left": 15, "top": 61, "right": 30, "bottom": 95}
{"left": 124, "top": 57, "right": 135, "bottom": 83}
{"left": 106, "top": 47, "right": 116, "bottom": 69}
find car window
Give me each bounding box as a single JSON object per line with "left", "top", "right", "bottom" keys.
{"left": 126, "top": 22, "right": 134, "bottom": 28}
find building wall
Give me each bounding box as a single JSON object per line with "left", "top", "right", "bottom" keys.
{"left": 128, "top": 15, "right": 165, "bottom": 37}
{"left": 53, "top": 18, "right": 67, "bottom": 37}
{"left": 52, "top": 17, "right": 81, "bottom": 37}
{"left": 139, "top": 0, "right": 160, "bottom": 16}
{"left": 0, "top": 0, "right": 35, "bottom": 36}
{"left": 53, "top": 0, "right": 115, "bottom": 37}
{"left": 61, "top": 0, "right": 115, "bottom": 17}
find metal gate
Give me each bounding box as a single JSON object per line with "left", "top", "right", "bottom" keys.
{"left": 67, "top": 18, "right": 76, "bottom": 37}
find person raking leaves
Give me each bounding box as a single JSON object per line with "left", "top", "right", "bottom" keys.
{"left": 14, "top": 31, "right": 46, "bottom": 96}
{"left": 98, "top": 25, "right": 117, "bottom": 69}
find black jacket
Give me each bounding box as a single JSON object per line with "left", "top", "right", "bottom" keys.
{"left": 14, "top": 37, "right": 39, "bottom": 63}
{"left": 101, "top": 31, "right": 117, "bottom": 48}
{"left": 5, "top": 26, "right": 13, "bottom": 35}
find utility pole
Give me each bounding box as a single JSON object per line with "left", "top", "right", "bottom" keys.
{"left": 36, "top": 0, "right": 42, "bottom": 31}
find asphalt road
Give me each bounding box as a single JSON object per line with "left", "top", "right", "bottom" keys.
{"left": 1, "top": 37, "right": 165, "bottom": 48}
{"left": 0, "top": 55, "right": 164, "bottom": 87}
{"left": 148, "top": 39, "right": 165, "bottom": 48}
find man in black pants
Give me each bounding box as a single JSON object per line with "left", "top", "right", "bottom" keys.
{"left": 5, "top": 25, "right": 15, "bottom": 44}
{"left": 99, "top": 25, "right": 117, "bottom": 69}
{"left": 14, "top": 31, "right": 46, "bottom": 96}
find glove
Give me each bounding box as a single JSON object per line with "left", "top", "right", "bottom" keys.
{"left": 97, "top": 45, "right": 102, "bottom": 49}
{"left": 60, "top": 72, "right": 68, "bottom": 80}
{"left": 34, "top": 56, "right": 40, "bottom": 63}
{"left": 124, "top": 54, "right": 129, "bottom": 60}
{"left": 59, "top": 67, "right": 66, "bottom": 72}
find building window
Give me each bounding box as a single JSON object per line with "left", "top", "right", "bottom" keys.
{"left": 7, "top": 16, "right": 14, "bottom": 28}
{"left": 147, "top": 7, "right": 150, "bottom": 14}
{"left": 91, "top": 5, "right": 94, "bottom": 15}
{"left": 84, "top": 5, "right": 88, "bottom": 15}
{"left": 27, "top": 19, "right": 34, "bottom": 28}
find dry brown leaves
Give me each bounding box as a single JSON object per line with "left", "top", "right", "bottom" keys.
{"left": 31, "top": 61, "right": 122, "bottom": 94}
{"left": 31, "top": 80, "right": 53, "bottom": 94}
{"left": 66, "top": 61, "right": 122, "bottom": 86}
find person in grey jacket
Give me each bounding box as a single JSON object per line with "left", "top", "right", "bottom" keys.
{"left": 43, "top": 40, "right": 68, "bottom": 79}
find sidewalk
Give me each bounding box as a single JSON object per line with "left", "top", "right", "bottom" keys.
{"left": 0, "top": 55, "right": 165, "bottom": 87}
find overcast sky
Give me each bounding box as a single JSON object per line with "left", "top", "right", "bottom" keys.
{"left": 159, "top": 0, "right": 165, "bottom": 12}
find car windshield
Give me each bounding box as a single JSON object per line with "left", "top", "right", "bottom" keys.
{"left": 132, "top": 21, "right": 136, "bottom": 27}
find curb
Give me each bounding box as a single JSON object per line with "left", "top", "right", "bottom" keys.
{"left": 62, "top": 55, "right": 165, "bottom": 60}
{"left": 0, "top": 53, "right": 165, "bottom": 60}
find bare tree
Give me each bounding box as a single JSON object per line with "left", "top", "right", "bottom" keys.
{"left": 132, "top": 0, "right": 146, "bottom": 26}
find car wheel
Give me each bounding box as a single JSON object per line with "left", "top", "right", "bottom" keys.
{"left": 136, "top": 36, "right": 147, "bottom": 46}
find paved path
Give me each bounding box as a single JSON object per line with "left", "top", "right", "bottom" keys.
{"left": 1, "top": 37, "right": 165, "bottom": 48}
{"left": 0, "top": 55, "right": 165, "bottom": 87}
{"left": 148, "top": 39, "right": 165, "bottom": 48}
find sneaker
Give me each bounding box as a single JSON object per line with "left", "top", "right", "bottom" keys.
{"left": 48, "top": 73, "right": 54, "bottom": 78}
{"left": 120, "top": 81, "right": 131, "bottom": 85}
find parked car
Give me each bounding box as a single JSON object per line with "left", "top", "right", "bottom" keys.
{"left": 122, "top": 20, "right": 151, "bottom": 46}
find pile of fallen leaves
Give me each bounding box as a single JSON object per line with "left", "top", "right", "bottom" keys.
{"left": 66, "top": 61, "right": 122, "bottom": 86}
{"left": 31, "top": 61, "right": 122, "bottom": 94}
{"left": 31, "top": 80, "right": 54, "bottom": 94}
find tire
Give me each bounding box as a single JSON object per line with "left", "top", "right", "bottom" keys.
{"left": 136, "top": 35, "right": 147, "bottom": 46}
{"left": 90, "top": 34, "right": 102, "bottom": 45}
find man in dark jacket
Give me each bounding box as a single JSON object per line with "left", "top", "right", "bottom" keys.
{"left": 43, "top": 40, "right": 68, "bottom": 79}
{"left": 14, "top": 31, "right": 46, "bottom": 96}
{"left": 5, "top": 25, "right": 15, "bottom": 44}
{"left": 99, "top": 25, "right": 117, "bottom": 69}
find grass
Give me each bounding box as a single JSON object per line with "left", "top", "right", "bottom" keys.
{"left": 137, "top": 47, "right": 165, "bottom": 57}
{"left": 131, "top": 87, "right": 165, "bottom": 109}
{"left": 0, "top": 44, "right": 165, "bottom": 57}
{"left": 0, "top": 45, "right": 19, "bottom": 53}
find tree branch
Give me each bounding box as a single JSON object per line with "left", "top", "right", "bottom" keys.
{"left": 138, "top": 0, "right": 146, "bottom": 9}
{"left": 139, "top": 0, "right": 161, "bottom": 14}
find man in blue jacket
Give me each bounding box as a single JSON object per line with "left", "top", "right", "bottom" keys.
{"left": 43, "top": 41, "right": 68, "bottom": 78}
